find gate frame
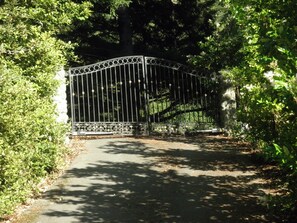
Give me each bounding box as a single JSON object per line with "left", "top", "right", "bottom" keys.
{"left": 67, "top": 55, "right": 224, "bottom": 135}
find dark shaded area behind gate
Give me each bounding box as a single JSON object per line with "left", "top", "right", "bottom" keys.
{"left": 68, "top": 56, "right": 221, "bottom": 135}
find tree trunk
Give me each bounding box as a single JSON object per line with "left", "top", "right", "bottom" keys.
{"left": 117, "top": 6, "right": 133, "bottom": 55}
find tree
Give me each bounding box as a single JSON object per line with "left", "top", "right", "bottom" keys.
{"left": 188, "top": 0, "right": 243, "bottom": 75}
{"left": 117, "top": 5, "right": 133, "bottom": 55}
{"left": 65, "top": 0, "right": 216, "bottom": 65}
{"left": 131, "top": 0, "right": 215, "bottom": 61}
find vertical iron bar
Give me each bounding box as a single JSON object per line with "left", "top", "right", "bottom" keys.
{"left": 128, "top": 63, "right": 134, "bottom": 122}
{"left": 199, "top": 77, "right": 203, "bottom": 123}
{"left": 186, "top": 73, "right": 190, "bottom": 122}
{"left": 115, "top": 66, "right": 120, "bottom": 122}
{"left": 166, "top": 66, "right": 170, "bottom": 122}
{"left": 164, "top": 66, "right": 169, "bottom": 123}
{"left": 168, "top": 67, "right": 173, "bottom": 123}
{"left": 110, "top": 67, "right": 115, "bottom": 122}
{"left": 91, "top": 72, "right": 96, "bottom": 122}
{"left": 105, "top": 69, "right": 110, "bottom": 122}
{"left": 148, "top": 64, "right": 154, "bottom": 123}
{"left": 86, "top": 72, "right": 90, "bottom": 122}
{"left": 95, "top": 71, "right": 100, "bottom": 122}
{"left": 160, "top": 65, "right": 165, "bottom": 122}
{"left": 69, "top": 72, "right": 75, "bottom": 132}
{"left": 124, "top": 65, "right": 129, "bottom": 122}
{"left": 76, "top": 74, "right": 81, "bottom": 123}
{"left": 154, "top": 64, "right": 159, "bottom": 122}
{"left": 132, "top": 63, "right": 138, "bottom": 122}
{"left": 119, "top": 65, "right": 124, "bottom": 122}
{"left": 177, "top": 69, "right": 180, "bottom": 122}
{"left": 138, "top": 63, "right": 143, "bottom": 121}
{"left": 181, "top": 70, "right": 186, "bottom": 122}
{"left": 205, "top": 78, "right": 208, "bottom": 123}
{"left": 172, "top": 68, "right": 177, "bottom": 123}
{"left": 174, "top": 69, "right": 178, "bottom": 102}
{"left": 143, "top": 56, "right": 150, "bottom": 134}
{"left": 195, "top": 76, "right": 199, "bottom": 122}
{"left": 81, "top": 74, "right": 86, "bottom": 124}
{"left": 100, "top": 69, "right": 105, "bottom": 122}
{"left": 157, "top": 64, "right": 161, "bottom": 122}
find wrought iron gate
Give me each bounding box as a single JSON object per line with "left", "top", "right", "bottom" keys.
{"left": 68, "top": 56, "right": 221, "bottom": 135}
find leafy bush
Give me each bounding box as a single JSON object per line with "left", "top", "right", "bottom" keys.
{"left": 225, "top": 0, "right": 297, "bottom": 170}
{"left": 0, "top": 62, "right": 67, "bottom": 217}
{"left": 191, "top": 0, "right": 297, "bottom": 219}
{"left": 224, "top": 0, "right": 297, "bottom": 218}
{"left": 0, "top": 0, "right": 91, "bottom": 218}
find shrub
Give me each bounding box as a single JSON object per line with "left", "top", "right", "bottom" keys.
{"left": 0, "top": 0, "right": 91, "bottom": 218}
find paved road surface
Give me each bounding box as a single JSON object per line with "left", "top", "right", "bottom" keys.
{"left": 16, "top": 136, "right": 275, "bottom": 223}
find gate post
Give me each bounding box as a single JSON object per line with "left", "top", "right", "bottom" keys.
{"left": 142, "top": 56, "right": 150, "bottom": 135}
{"left": 54, "top": 68, "right": 69, "bottom": 143}
{"left": 220, "top": 77, "right": 237, "bottom": 133}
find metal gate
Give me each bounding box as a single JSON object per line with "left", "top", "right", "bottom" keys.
{"left": 68, "top": 56, "right": 221, "bottom": 135}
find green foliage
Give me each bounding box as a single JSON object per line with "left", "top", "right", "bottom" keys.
{"left": 188, "top": 0, "right": 243, "bottom": 74}
{"left": 0, "top": 65, "right": 66, "bottom": 214}
{"left": 224, "top": 0, "right": 297, "bottom": 168}
{"left": 191, "top": 0, "right": 297, "bottom": 218}
{"left": 216, "top": 0, "right": 297, "bottom": 218}
{"left": 65, "top": 0, "right": 216, "bottom": 64}
{"left": 0, "top": 0, "right": 90, "bottom": 218}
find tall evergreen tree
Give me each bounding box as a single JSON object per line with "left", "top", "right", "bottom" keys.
{"left": 66, "top": 0, "right": 216, "bottom": 65}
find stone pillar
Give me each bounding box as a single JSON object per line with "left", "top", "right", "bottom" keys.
{"left": 53, "top": 69, "right": 69, "bottom": 143}
{"left": 220, "top": 78, "right": 237, "bottom": 133}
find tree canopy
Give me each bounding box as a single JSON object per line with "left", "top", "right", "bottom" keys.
{"left": 65, "top": 0, "right": 216, "bottom": 64}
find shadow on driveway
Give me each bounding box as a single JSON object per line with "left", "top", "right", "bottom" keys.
{"left": 29, "top": 135, "right": 276, "bottom": 223}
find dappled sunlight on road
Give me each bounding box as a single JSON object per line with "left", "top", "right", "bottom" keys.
{"left": 23, "top": 136, "right": 277, "bottom": 223}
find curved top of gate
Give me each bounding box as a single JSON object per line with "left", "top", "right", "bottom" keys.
{"left": 68, "top": 55, "right": 143, "bottom": 76}
{"left": 144, "top": 56, "right": 199, "bottom": 76}
{"left": 68, "top": 55, "right": 217, "bottom": 79}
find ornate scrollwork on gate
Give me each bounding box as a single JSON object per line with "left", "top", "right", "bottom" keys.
{"left": 150, "top": 123, "right": 219, "bottom": 135}
{"left": 73, "top": 122, "right": 148, "bottom": 135}
{"left": 69, "top": 56, "right": 144, "bottom": 75}
{"left": 145, "top": 57, "right": 198, "bottom": 75}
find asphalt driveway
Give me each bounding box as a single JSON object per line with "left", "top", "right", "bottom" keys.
{"left": 16, "top": 136, "right": 276, "bottom": 223}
